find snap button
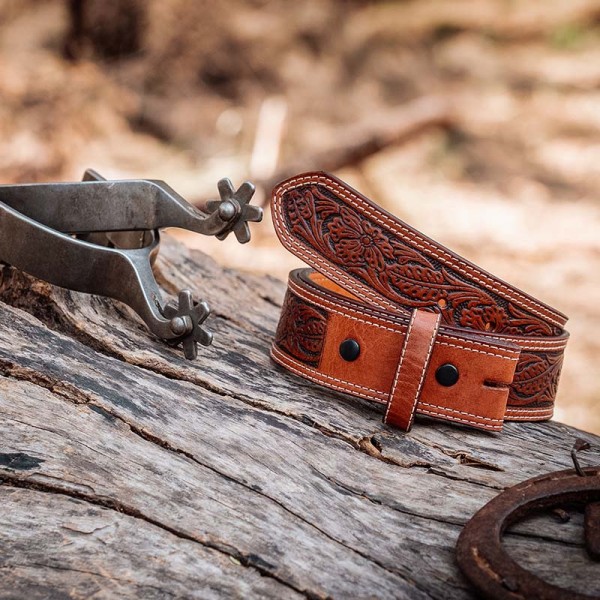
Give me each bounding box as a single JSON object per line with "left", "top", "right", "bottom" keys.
{"left": 339, "top": 338, "right": 360, "bottom": 361}
{"left": 436, "top": 363, "right": 459, "bottom": 386}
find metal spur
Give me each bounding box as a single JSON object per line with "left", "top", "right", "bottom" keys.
{"left": 0, "top": 169, "right": 263, "bottom": 360}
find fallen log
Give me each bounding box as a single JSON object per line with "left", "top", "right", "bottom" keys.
{"left": 0, "top": 235, "right": 598, "bottom": 599}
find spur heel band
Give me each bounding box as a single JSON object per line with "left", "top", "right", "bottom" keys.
{"left": 0, "top": 170, "right": 262, "bottom": 360}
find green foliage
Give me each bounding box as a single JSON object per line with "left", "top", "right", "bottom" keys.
{"left": 550, "top": 23, "right": 588, "bottom": 50}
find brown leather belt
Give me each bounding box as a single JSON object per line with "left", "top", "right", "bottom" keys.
{"left": 270, "top": 172, "right": 569, "bottom": 432}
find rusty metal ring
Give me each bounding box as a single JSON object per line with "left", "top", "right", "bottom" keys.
{"left": 456, "top": 467, "right": 600, "bottom": 600}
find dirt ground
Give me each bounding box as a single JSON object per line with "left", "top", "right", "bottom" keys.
{"left": 0, "top": 0, "right": 599, "bottom": 433}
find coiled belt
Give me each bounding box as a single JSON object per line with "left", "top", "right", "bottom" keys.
{"left": 270, "top": 172, "right": 569, "bottom": 432}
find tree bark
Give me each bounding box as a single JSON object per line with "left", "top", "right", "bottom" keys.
{"left": 0, "top": 235, "right": 598, "bottom": 599}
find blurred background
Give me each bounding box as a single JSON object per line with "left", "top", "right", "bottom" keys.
{"left": 0, "top": 0, "right": 598, "bottom": 433}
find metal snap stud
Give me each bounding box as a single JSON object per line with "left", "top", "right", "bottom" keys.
{"left": 435, "top": 363, "right": 459, "bottom": 386}
{"left": 339, "top": 339, "right": 360, "bottom": 362}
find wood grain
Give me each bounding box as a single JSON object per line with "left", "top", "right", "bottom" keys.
{"left": 0, "top": 234, "right": 598, "bottom": 599}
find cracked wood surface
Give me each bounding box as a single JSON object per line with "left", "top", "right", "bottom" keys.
{"left": 0, "top": 235, "right": 598, "bottom": 600}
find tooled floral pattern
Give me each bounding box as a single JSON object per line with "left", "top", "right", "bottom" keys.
{"left": 283, "top": 186, "right": 558, "bottom": 337}
{"left": 460, "top": 305, "right": 508, "bottom": 333}
{"left": 276, "top": 290, "right": 562, "bottom": 408}
{"left": 509, "top": 351, "right": 563, "bottom": 407}
{"left": 275, "top": 291, "right": 327, "bottom": 366}
{"left": 327, "top": 209, "right": 395, "bottom": 271}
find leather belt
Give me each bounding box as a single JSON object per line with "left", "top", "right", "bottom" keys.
{"left": 270, "top": 172, "right": 569, "bottom": 432}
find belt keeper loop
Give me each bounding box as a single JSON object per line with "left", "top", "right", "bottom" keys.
{"left": 384, "top": 309, "right": 442, "bottom": 431}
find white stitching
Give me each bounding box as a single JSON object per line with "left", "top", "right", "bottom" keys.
{"left": 273, "top": 172, "right": 565, "bottom": 426}
{"left": 274, "top": 300, "right": 552, "bottom": 427}
{"left": 407, "top": 313, "right": 440, "bottom": 429}
{"left": 419, "top": 401, "right": 504, "bottom": 423}
{"left": 271, "top": 345, "right": 385, "bottom": 400}
{"left": 436, "top": 341, "right": 519, "bottom": 360}
{"left": 293, "top": 279, "right": 523, "bottom": 358}
{"left": 506, "top": 407, "right": 554, "bottom": 414}
{"left": 307, "top": 275, "right": 567, "bottom": 351}
{"left": 274, "top": 174, "right": 565, "bottom": 328}
{"left": 437, "top": 332, "right": 520, "bottom": 354}
{"left": 384, "top": 310, "right": 418, "bottom": 422}
{"left": 289, "top": 280, "right": 521, "bottom": 361}
{"left": 410, "top": 315, "right": 440, "bottom": 427}
{"left": 418, "top": 408, "right": 501, "bottom": 431}
{"left": 281, "top": 284, "right": 539, "bottom": 427}
{"left": 298, "top": 278, "right": 408, "bottom": 325}
{"left": 485, "top": 333, "right": 568, "bottom": 348}
{"left": 494, "top": 339, "right": 566, "bottom": 349}
{"left": 272, "top": 345, "right": 503, "bottom": 430}
{"left": 289, "top": 280, "right": 401, "bottom": 334}
{"left": 275, "top": 207, "right": 402, "bottom": 313}
{"left": 506, "top": 414, "right": 552, "bottom": 421}
{"left": 275, "top": 174, "right": 565, "bottom": 326}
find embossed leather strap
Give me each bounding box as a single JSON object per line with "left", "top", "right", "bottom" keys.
{"left": 270, "top": 172, "right": 569, "bottom": 432}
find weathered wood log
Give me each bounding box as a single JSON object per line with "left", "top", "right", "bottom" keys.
{"left": 0, "top": 235, "right": 598, "bottom": 599}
